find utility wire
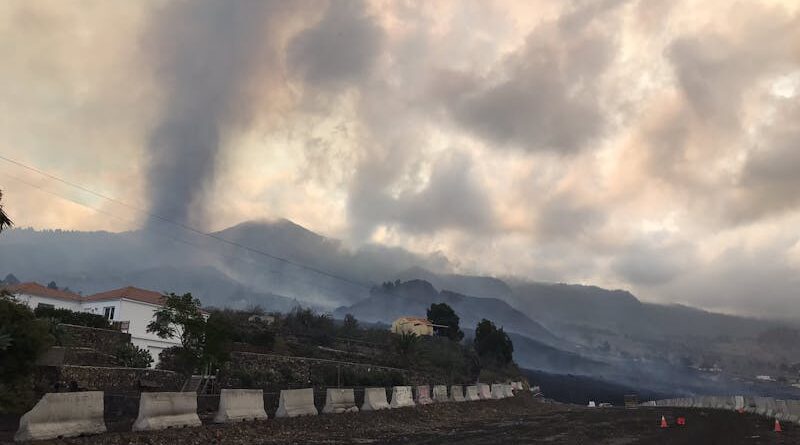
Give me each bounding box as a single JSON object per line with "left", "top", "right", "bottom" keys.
{"left": 1, "top": 170, "right": 285, "bottom": 278}
{"left": 1, "top": 170, "right": 362, "bottom": 303}
{"left": 0, "top": 154, "right": 371, "bottom": 290}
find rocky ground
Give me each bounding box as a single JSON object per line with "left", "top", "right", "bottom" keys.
{"left": 4, "top": 393, "right": 798, "bottom": 444}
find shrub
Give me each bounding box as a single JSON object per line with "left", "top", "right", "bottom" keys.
{"left": 0, "top": 292, "right": 53, "bottom": 413}
{"left": 157, "top": 346, "right": 199, "bottom": 375}
{"left": 33, "top": 306, "right": 114, "bottom": 330}
{"left": 114, "top": 343, "right": 153, "bottom": 368}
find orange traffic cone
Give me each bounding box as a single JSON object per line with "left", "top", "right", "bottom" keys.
{"left": 660, "top": 416, "right": 668, "bottom": 428}
{"left": 774, "top": 419, "right": 782, "bottom": 432}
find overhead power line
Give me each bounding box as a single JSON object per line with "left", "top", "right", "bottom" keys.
{"left": 0, "top": 154, "right": 370, "bottom": 290}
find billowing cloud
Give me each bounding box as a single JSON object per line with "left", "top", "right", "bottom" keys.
{"left": 349, "top": 151, "right": 495, "bottom": 236}
{"left": 728, "top": 101, "right": 800, "bottom": 222}
{"left": 2, "top": 0, "right": 800, "bottom": 319}
{"left": 432, "top": 0, "right": 623, "bottom": 153}
{"left": 288, "top": 0, "right": 383, "bottom": 89}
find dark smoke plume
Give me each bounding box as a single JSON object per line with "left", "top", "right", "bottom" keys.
{"left": 144, "top": 0, "right": 294, "bottom": 226}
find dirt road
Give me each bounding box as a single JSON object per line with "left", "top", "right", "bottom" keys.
{"left": 6, "top": 393, "right": 798, "bottom": 444}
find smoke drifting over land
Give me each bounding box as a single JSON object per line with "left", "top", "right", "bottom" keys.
{"left": 2, "top": 0, "right": 800, "bottom": 319}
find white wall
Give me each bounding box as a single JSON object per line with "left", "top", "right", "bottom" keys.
{"left": 119, "top": 299, "right": 181, "bottom": 366}
{"left": 130, "top": 336, "right": 177, "bottom": 367}
{"left": 13, "top": 293, "right": 82, "bottom": 312}
{"left": 82, "top": 300, "right": 122, "bottom": 321}
{"left": 13, "top": 291, "right": 184, "bottom": 368}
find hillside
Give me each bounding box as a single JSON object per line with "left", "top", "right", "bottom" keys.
{"left": 0, "top": 221, "right": 447, "bottom": 310}
{"left": 3, "top": 222, "right": 800, "bottom": 388}
{"left": 333, "top": 279, "right": 558, "bottom": 346}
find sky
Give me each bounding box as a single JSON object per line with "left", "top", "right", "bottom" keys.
{"left": 1, "top": 0, "right": 799, "bottom": 319}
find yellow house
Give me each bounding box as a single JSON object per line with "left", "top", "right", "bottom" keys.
{"left": 391, "top": 316, "right": 435, "bottom": 336}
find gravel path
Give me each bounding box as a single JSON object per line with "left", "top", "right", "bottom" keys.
{"left": 6, "top": 394, "right": 798, "bottom": 444}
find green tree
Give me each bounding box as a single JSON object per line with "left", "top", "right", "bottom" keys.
{"left": 0, "top": 292, "right": 53, "bottom": 413}
{"left": 147, "top": 292, "right": 207, "bottom": 350}
{"left": 147, "top": 293, "right": 233, "bottom": 371}
{"left": 341, "top": 313, "right": 359, "bottom": 336}
{"left": 202, "top": 311, "right": 232, "bottom": 367}
{"left": 0, "top": 190, "right": 11, "bottom": 233}
{"left": 473, "top": 319, "right": 514, "bottom": 366}
{"left": 114, "top": 343, "right": 153, "bottom": 368}
{"left": 147, "top": 293, "right": 207, "bottom": 372}
{"left": 427, "top": 302, "right": 464, "bottom": 341}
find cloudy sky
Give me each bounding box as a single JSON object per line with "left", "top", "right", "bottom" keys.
{"left": 1, "top": 0, "right": 799, "bottom": 318}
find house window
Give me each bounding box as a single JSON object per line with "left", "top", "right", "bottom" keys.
{"left": 37, "top": 303, "right": 54, "bottom": 310}
{"left": 103, "top": 306, "right": 115, "bottom": 320}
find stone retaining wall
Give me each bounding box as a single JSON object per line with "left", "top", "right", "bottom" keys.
{"left": 59, "top": 324, "right": 131, "bottom": 356}
{"left": 34, "top": 365, "right": 182, "bottom": 393}
{"left": 220, "top": 351, "right": 431, "bottom": 391}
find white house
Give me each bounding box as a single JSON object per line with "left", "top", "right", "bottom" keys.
{"left": 6, "top": 282, "right": 84, "bottom": 312}
{"left": 83, "top": 286, "right": 184, "bottom": 364}
{"left": 5, "top": 282, "right": 183, "bottom": 366}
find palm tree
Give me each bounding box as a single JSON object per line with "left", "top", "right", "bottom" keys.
{"left": 0, "top": 190, "right": 11, "bottom": 233}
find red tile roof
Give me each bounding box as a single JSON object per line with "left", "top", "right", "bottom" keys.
{"left": 6, "top": 282, "right": 209, "bottom": 313}
{"left": 396, "top": 316, "right": 432, "bottom": 325}
{"left": 4, "top": 282, "right": 83, "bottom": 302}
{"left": 84, "top": 286, "right": 166, "bottom": 306}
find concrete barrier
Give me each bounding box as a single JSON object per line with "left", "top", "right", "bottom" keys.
{"left": 133, "top": 392, "right": 201, "bottom": 431}
{"left": 450, "top": 385, "right": 465, "bottom": 402}
{"left": 15, "top": 391, "right": 106, "bottom": 441}
{"left": 775, "top": 400, "right": 790, "bottom": 422}
{"left": 723, "top": 396, "right": 736, "bottom": 410}
{"left": 275, "top": 388, "right": 318, "bottom": 418}
{"left": 478, "top": 383, "right": 491, "bottom": 400}
{"left": 415, "top": 385, "right": 433, "bottom": 405}
{"left": 491, "top": 384, "right": 506, "bottom": 399}
{"left": 754, "top": 397, "right": 776, "bottom": 417}
{"left": 465, "top": 386, "right": 480, "bottom": 401}
{"left": 743, "top": 396, "right": 757, "bottom": 413}
{"left": 323, "top": 388, "right": 359, "bottom": 414}
{"left": 390, "top": 386, "right": 415, "bottom": 408}
{"left": 785, "top": 400, "right": 800, "bottom": 423}
{"left": 213, "top": 389, "right": 268, "bottom": 423}
{"left": 361, "top": 388, "right": 390, "bottom": 411}
{"left": 433, "top": 385, "right": 448, "bottom": 403}
{"left": 734, "top": 395, "right": 744, "bottom": 412}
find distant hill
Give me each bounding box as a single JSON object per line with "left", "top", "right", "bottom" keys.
{"left": 3, "top": 220, "right": 800, "bottom": 387}
{"left": 333, "top": 279, "right": 559, "bottom": 345}
{"left": 0, "top": 220, "right": 449, "bottom": 310}
{"left": 394, "top": 266, "right": 513, "bottom": 300}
